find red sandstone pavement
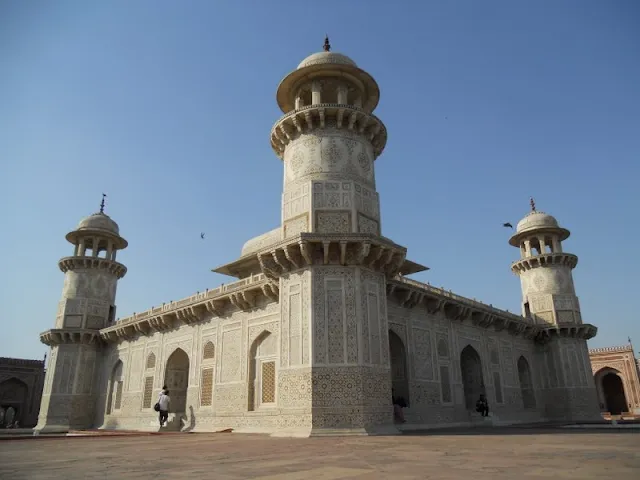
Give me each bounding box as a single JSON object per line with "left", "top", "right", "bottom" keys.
{"left": 0, "top": 427, "right": 638, "bottom": 479}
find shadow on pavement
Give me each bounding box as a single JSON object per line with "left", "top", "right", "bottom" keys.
{"left": 402, "top": 424, "right": 640, "bottom": 436}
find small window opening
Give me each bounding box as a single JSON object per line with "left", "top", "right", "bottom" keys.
{"left": 297, "top": 87, "right": 311, "bottom": 108}
{"left": 531, "top": 241, "right": 542, "bottom": 255}
{"left": 322, "top": 82, "right": 338, "bottom": 104}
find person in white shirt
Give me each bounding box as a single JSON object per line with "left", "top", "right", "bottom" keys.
{"left": 158, "top": 390, "right": 170, "bottom": 427}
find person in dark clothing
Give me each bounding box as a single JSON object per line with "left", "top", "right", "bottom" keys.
{"left": 392, "top": 389, "right": 407, "bottom": 423}
{"left": 476, "top": 394, "right": 489, "bottom": 417}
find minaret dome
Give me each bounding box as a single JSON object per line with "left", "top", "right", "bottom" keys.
{"left": 509, "top": 198, "right": 569, "bottom": 256}
{"left": 64, "top": 196, "right": 128, "bottom": 259}
{"left": 274, "top": 38, "right": 381, "bottom": 118}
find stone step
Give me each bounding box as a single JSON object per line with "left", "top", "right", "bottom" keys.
{"left": 156, "top": 413, "right": 185, "bottom": 431}
{"left": 470, "top": 412, "right": 496, "bottom": 425}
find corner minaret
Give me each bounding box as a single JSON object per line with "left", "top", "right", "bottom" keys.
{"left": 35, "top": 196, "right": 128, "bottom": 433}
{"left": 509, "top": 198, "right": 582, "bottom": 326}
{"left": 271, "top": 37, "right": 387, "bottom": 238}
{"left": 509, "top": 199, "right": 601, "bottom": 421}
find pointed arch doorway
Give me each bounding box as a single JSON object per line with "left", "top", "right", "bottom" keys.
{"left": 0, "top": 378, "right": 28, "bottom": 427}
{"left": 460, "top": 345, "right": 485, "bottom": 410}
{"left": 389, "top": 330, "right": 410, "bottom": 405}
{"left": 164, "top": 349, "right": 190, "bottom": 414}
{"left": 248, "top": 331, "right": 277, "bottom": 411}
{"left": 106, "top": 360, "right": 123, "bottom": 414}
{"left": 595, "top": 368, "right": 628, "bottom": 415}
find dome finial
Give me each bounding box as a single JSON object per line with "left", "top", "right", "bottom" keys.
{"left": 323, "top": 35, "right": 331, "bottom": 52}
{"left": 100, "top": 193, "right": 107, "bottom": 214}
{"left": 530, "top": 197, "right": 536, "bottom": 212}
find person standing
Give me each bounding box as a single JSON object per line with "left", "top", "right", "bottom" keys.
{"left": 158, "top": 389, "right": 170, "bottom": 427}
{"left": 475, "top": 394, "right": 489, "bottom": 417}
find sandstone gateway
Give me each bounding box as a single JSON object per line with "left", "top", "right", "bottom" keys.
{"left": 35, "top": 41, "right": 602, "bottom": 436}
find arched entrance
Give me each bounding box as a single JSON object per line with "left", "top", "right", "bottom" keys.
{"left": 248, "top": 331, "right": 277, "bottom": 411}
{"left": 164, "top": 349, "right": 190, "bottom": 414}
{"left": 460, "top": 345, "right": 485, "bottom": 410}
{"left": 389, "top": 330, "right": 410, "bottom": 405}
{"left": 106, "top": 360, "right": 124, "bottom": 415}
{"left": 517, "top": 356, "right": 536, "bottom": 409}
{"left": 0, "top": 378, "right": 28, "bottom": 427}
{"left": 596, "top": 369, "right": 628, "bottom": 415}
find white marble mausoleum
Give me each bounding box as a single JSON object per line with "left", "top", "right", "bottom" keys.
{"left": 35, "top": 40, "right": 602, "bottom": 436}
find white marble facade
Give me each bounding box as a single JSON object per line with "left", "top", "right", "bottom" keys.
{"left": 35, "top": 41, "right": 602, "bottom": 436}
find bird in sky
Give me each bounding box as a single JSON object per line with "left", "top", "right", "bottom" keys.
{"left": 503, "top": 222, "right": 513, "bottom": 229}
{"left": 200, "top": 232, "right": 205, "bottom": 239}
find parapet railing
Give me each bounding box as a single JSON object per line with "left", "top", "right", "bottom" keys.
{"left": 0, "top": 357, "right": 46, "bottom": 366}
{"left": 589, "top": 345, "right": 633, "bottom": 354}
{"left": 395, "top": 276, "right": 528, "bottom": 323}
{"left": 114, "top": 271, "right": 533, "bottom": 328}
{"left": 115, "top": 273, "right": 267, "bottom": 325}
{"left": 273, "top": 102, "right": 370, "bottom": 125}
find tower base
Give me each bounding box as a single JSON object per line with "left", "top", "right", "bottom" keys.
{"left": 32, "top": 425, "right": 70, "bottom": 435}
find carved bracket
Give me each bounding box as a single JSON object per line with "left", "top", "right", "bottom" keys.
{"left": 205, "top": 299, "right": 225, "bottom": 317}
{"left": 424, "top": 295, "right": 444, "bottom": 314}
{"left": 261, "top": 283, "right": 279, "bottom": 302}
{"left": 40, "top": 328, "right": 104, "bottom": 347}
{"left": 299, "top": 241, "right": 313, "bottom": 265}
{"left": 284, "top": 244, "right": 301, "bottom": 268}
{"left": 471, "top": 311, "right": 495, "bottom": 328}
{"left": 444, "top": 302, "right": 470, "bottom": 321}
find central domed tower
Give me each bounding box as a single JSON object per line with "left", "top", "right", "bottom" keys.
{"left": 215, "top": 38, "right": 424, "bottom": 437}
{"left": 214, "top": 39, "right": 426, "bottom": 436}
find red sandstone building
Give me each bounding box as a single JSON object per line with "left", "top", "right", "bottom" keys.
{"left": 589, "top": 343, "right": 640, "bottom": 417}
{"left": 0, "top": 357, "right": 46, "bottom": 428}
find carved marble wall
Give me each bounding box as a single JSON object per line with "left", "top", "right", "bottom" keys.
{"left": 57, "top": 270, "right": 117, "bottom": 330}
{"left": 520, "top": 266, "right": 581, "bottom": 325}
{"left": 96, "top": 300, "right": 283, "bottom": 432}
{"left": 533, "top": 338, "right": 600, "bottom": 420}
{"left": 35, "top": 343, "right": 100, "bottom": 431}
{"left": 386, "top": 299, "right": 550, "bottom": 426}
{"left": 283, "top": 130, "right": 376, "bottom": 188}
{"left": 62, "top": 270, "right": 117, "bottom": 303}
{"left": 520, "top": 266, "right": 576, "bottom": 297}
{"left": 282, "top": 179, "right": 381, "bottom": 237}
{"left": 311, "top": 181, "right": 380, "bottom": 235}
{"left": 280, "top": 271, "right": 310, "bottom": 368}
{"left": 281, "top": 129, "right": 381, "bottom": 237}
{"left": 43, "top": 266, "right": 600, "bottom": 434}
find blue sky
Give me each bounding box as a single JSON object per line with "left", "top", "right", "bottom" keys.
{"left": 1, "top": 1, "right": 639, "bottom": 360}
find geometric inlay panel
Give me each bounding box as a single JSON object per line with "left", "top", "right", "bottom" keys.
{"left": 261, "top": 361, "right": 276, "bottom": 404}
{"left": 200, "top": 368, "right": 214, "bottom": 406}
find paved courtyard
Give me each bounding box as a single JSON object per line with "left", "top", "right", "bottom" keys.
{"left": 0, "top": 427, "right": 638, "bottom": 479}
